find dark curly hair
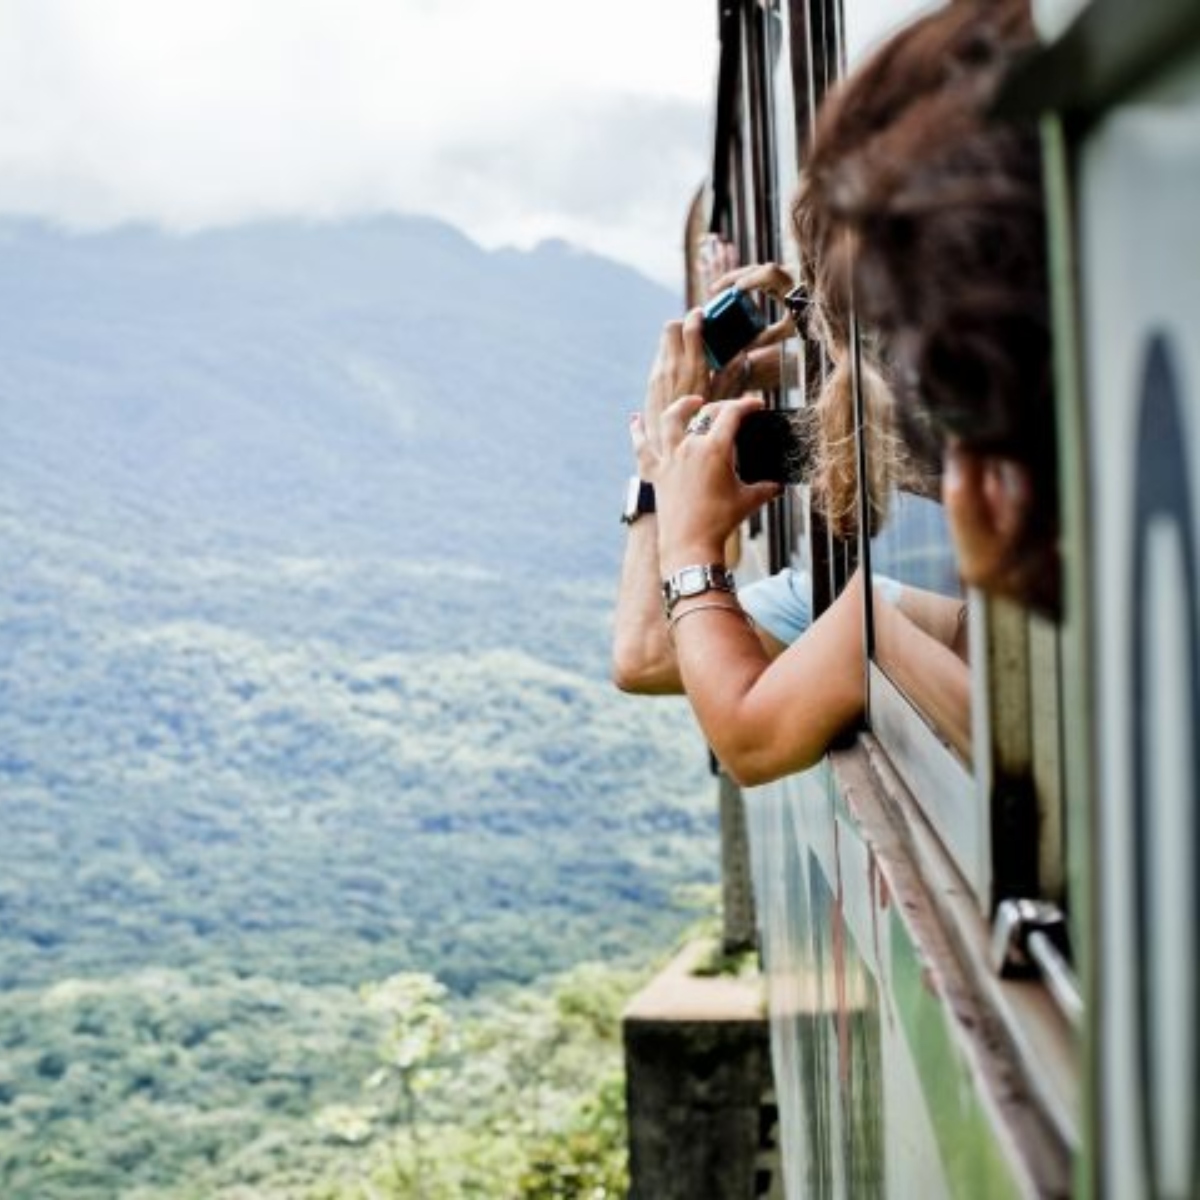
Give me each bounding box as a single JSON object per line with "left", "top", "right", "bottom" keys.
{"left": 795, "top": 0, "right": 1057, "bottom": 607}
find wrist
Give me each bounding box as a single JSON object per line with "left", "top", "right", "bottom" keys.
{"left": 660, "top": 562, "right": 737, "bottom": 618}
{"left": 658, "top": 538, "right": 727, "bottom": 577}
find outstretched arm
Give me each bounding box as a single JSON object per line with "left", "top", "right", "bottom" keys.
{"left": 612, "top": 502, "right": 680, "bottom": 694}
{"left": 672, "top": 568, "right": 868, "bottom": 786}
{"left": 612, "top": 310, "right": 785, "bottom": 693}
{"left": 611, "top": 313, "right": 709, "bottom": 693}
{"left": 645, "top": 393, "right": 865, "bottom": 785}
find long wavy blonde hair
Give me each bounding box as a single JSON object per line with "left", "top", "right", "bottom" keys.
{"left": 804, "top": 347, "right": 922, "bottom": 540}
{"left": 794, "top": 199, "right": 931, "bottom": 540}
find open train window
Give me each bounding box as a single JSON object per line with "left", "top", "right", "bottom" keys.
{"left": 721, "top": 0, "right": 1069, "bottom": 913}
{"left": 858, "top": 378, "right": 984, "bottom": 896}
{"left": 830, "top": 0, "right": 1066, "bottom": 912}
{"left": 856, "top": 265, "right": 1064, "bottom": 915}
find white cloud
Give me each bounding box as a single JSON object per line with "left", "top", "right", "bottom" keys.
{"left": 843, "top": 0, "right": 941, "bottom": 65}
{"left": 0, "top": 0, "right": 717, "bottom": 284}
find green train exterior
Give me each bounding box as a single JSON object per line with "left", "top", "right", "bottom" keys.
{"left": 700, "top": 1, "right": 1200, "bottom": 1195}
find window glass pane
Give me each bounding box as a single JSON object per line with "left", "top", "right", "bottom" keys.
{"left": 872, "top": 491, "right": 957, "bottom": 595}
{"left": 770, "top": 1, "right": 798, "bottom": 203}
{"left": 1032, "top": 0, "right": 1091, "bottom": 41}
{"left": 870, "top": 485, "right": 972, "bottom": 762}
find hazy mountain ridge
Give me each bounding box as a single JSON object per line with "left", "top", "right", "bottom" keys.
{"left": 0, "top": 216, "right": 672, "bottom": 572}
{"left": 0, "top": 214, "right": 710, "bottom": 996}
{"left": 0, "top": 217, "right": 714, "bottom": 1194}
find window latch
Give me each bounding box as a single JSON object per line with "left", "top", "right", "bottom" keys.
{"left": 991, "top": 898, "right": 1082, "bottom": 1029}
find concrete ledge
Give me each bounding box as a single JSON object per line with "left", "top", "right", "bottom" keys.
{"left": 624, "top": 937, "right": 765, "bottom": 1025}
{"left": 624, "top": 939, "right": 773, "bottom": 1200}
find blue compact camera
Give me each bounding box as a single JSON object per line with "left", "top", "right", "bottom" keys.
{"left": 701, "top": 286, "right": 767, "bottom": 369}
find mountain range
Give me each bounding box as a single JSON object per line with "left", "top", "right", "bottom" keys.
{"left": 0, "top": 213, "right": 716, "bottom": 990}
{"left": 0, "top": 216, "right": 717, "bottom": 1195}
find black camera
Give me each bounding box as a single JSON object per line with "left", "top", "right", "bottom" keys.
{"left": 701, "top": 287, "right": 766, "bottom": 369}
{"left": 735, "top": 408, "right": 811, "bottom": 485}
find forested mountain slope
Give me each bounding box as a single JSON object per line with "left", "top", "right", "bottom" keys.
{"left": 0, "top": 217, "right": 713, "bottom": 1196}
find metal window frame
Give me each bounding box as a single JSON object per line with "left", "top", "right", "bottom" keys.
{"left": 862, "top": 466, "right": 1064, "bottom": 914}
{"left": 706, "top": 0, "right": 1085, "bottom": 1186}
{"left": 712, "top": 0, "right": 1069, "bottom": 919}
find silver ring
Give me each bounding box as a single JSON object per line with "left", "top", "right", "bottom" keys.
{"left": 686, "top": 412, "right": 715, "bottom": 436}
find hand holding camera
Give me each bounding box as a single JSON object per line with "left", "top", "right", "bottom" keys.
{"left": 699, "top": 286, "right": 811, "bottom": 486}
{"left": 734, "top": 408, "right": 812, "bottom": 485}
{"left": 700, "top": 286, "right": 767, "bottom": 369}
{"left": 705, "top": 262, "right": 805, "bottom": 346}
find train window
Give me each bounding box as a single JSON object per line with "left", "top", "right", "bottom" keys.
{"left": 769, "top": 1, "right": 799, "bottom": 188}
{"left": 854, "top": 323, "right": 1064, "bottom": 904}
{"left": 857, "top": 360, "right": 985, "bottom": 892}
{"left": 856, "top": 374, "right": 1065, "bottom": 908}
{"left": 869, "top": 491, "right": 969, "bottom": 759}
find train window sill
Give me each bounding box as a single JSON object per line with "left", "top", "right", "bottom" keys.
{"left": 850, "top": 735, "right": 1080, "bottom": 1157}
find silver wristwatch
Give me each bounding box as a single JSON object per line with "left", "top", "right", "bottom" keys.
{"left": 661, "top": 564, "right": 736, "bottom": 618}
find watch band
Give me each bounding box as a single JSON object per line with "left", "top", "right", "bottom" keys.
{"left": 620, "top": 477, "right": 656, "bottom": 525}
{"left": 661, "top": 563, "right": 736, "bottom": 618}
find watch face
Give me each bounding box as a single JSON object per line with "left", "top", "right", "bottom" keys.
{"left": 621, "top": 478, "right": 654, "bottom": 523}
{"left": 678, "top": 566, "right": 709, "bottom": 597}
{"left": 622, "top": 477, "right": 641, "bottom": 522}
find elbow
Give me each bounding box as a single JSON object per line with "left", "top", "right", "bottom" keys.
{"left": 710, "top": 729, "right": 827, "bottom": 789}
{"left": 611, "top": 655, "right": 646, "bottom": 694}
{"left": 722, "top": 759, "right": 778, "bottom": 789}
{"left": 611, "top": 614, "right": 684, "bottom": 693}
{"left": 715, "top": 753, "right": 820, "bottom": 792}
{"left": 709, "top": 733, "right": 783, "bottom": 787}
{"left": 610, "top": 646, "right": 678, "bottom": 696}
{"left": 712, "top": 676, "right": 864, "bottom": 786}
{"left": 719, "top": 749, "right": 813, "bottom": 789}
{"left": 610, "top": 637, "right": 645, "bottom": 693}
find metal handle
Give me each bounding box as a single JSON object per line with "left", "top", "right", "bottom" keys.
{"left": 991, "top": 898, "right": 1083, "bottom": 1029}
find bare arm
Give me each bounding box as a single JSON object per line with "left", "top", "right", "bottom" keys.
{"left": 671, "top": 573, "right": 868, "bottom": 786}
{"left": 611, "top": 313, "right": 708, "bottom": 693}
{"left": 671, "top": 566, "right": 972, "bottom": 782}
{"left": 645, "top": 393, "right": 865, "bottom": 785}
{"left": 877, "top": 586, "right": 971, "bottom": 758}
{"left": 612, "top": 310, "right": 783, "bottom": 693}
{"left": 612, "top": 512, "right": 680, "bottom": 693}
{"left": 895, "top": 584, "right": 970, "bottom": 659}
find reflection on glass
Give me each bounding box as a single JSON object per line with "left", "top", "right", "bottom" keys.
{"left": 871, "top": 491, "right": 971, "bottom": 761}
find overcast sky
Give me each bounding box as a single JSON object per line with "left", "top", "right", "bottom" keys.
{"left": 0, "top": 0, "right": 719, "bottom": 287}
